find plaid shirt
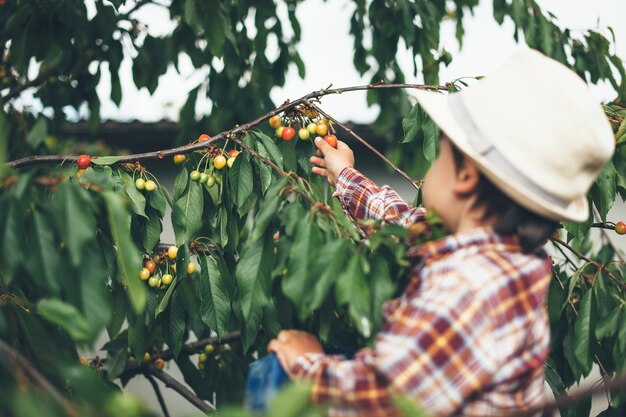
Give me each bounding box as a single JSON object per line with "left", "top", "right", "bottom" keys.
{"left": 291, "top": 168, "right": 551, "bottom": 417}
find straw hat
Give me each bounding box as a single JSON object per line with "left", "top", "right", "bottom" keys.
{"left": 414, "top": 48, "right": 615, "bottom": 222}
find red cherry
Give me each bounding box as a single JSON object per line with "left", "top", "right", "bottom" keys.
{"left": 323, "top": 134, "right": 338, "bottom": 148}
{"left": 77, "top": 154, "right": 91, "bottom": 169}
{"left": 281, "top": 127, "right": 296, "bottom": 141}
{"left": 615, "top": 221, "right": 626, "bottom": 235}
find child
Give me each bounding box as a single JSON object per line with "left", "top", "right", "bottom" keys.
{"left": 268, "top": 49, "right": 614, "bottom": 416}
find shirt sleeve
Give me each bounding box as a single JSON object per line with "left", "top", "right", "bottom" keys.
{"left": 333, "top": 167, "right": 426, "bottom": 228}
{"left": 290, "top": 284, "right": 499, "bottom": 417}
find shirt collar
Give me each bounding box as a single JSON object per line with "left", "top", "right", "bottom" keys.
{"left": 406, "top": 227, "right": 522, "bottom": 264}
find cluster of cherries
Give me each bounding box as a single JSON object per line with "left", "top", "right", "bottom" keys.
{"left": 196, "top": 343, "right": 216, "bottom": 370}
{"left": 138, "top": 245, "right": 197, "bottom": 289}
{"left": 171, "top": 134, "right": 240, "bottom": 183}
{"left": 269, "top": 114, "right": 338, "bottom": 148}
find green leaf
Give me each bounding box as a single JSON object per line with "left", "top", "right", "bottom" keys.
{"left": 229, "top": 155, "right": 254, "bottom": 209}
{"left": 306, "top": 240, "right": 349, "bottom": 314}
{"left": 174, "top": 180, "right": 204, "bottom": 244}
{"left": 595, "top": 307, "right": 620, "bottom": 340}
{"left": 254, "top": 131, "right": 284, "bottom": 169}
{"left": 544, "top": 357, "right": 567, "bottom": 396}
{"left": 52, "top": 181, "right": 97, "bottom": 267}
{"left": 142, "top": 206, "right": 162, "bottom": 252}
{"left": 103, "top": 347, "right": 128, "bottom": 381}
{"left": 37, "top": 299, "right": 91, "bottom": 342}
{"left": 282, "top": 220, "right": 323, "bottom": 318}
{"left": 155, "top": 277, "right": 178, "bottom": 319}
{"left": 591, "top": 161, "right": 617, "bottom": 221}
{"left": 205, "top": 3, "right": 226, "bottom": 56}
{"left": 279, "top": 140, "right": 298, "bottom": 172}
{"left": 250, "top": 177, "right": 288, "bottom": 242}
{"left": 119, "top": 171, "right": 147, "bottom": 219}
{"left": 336, "top": 255, "right": 372, "bottom": 338}
{"left": 183, "top": 0, "right": 201, "bottom": 32}
{"left": 0, "top": 112, "right": 8, "bottom": 179}
{"left": 269, "top": 383, "right": 319, "bottom": 417}
{"left": 369, "top": 255, "right": 395, "bottom": 332}
{"left": 102, "top": 191, "right": 146, "bottom": 313}
{"left": 400, "top": 104, "right": 423, "bottom": 144}
{"left": 27, "top": 117, "right": 47, "bottom": 149}
{"left": 422, "top": 115, "right": 439, "bottom": 163}
{"left": 91, "top": 156, "right": 123, "bottom": 165}
{"left": 166, "top": 289, "right": 186, "bottom": 357}
{"left": 175, "top": 243, "right": 190, "bottom": 284}
{"left": 573, "top": 290, "right": 593, "bottom": 375}
{"left": 25, "top": 210, "right": 61, "bottom": 295}
{"left": 254, "top": 142, "right": 274, "bottom": 194}
{"left": 392, "top": 393, "right": 429, "bottom": 417}
{"left": 173, "top": 168, "right": 189, "bottom": 201}
{"left": 236, "top": 233, "right": 276, "bottom": 351}
{"left": 127, "top": 314, "right": 147, "bottom": 359}
{"left": 618, "top": 309, "right": 626, "bottom": 352}
{"left": 199, "top": 255, "right": 231, "bottom": 338}
{"left": 148, "top": 186, "right": 167, "bottom": 217}
{"left": 79, "top": 242, "right": 113, "bottom": 335}
{"left": 107, "top": 284, "right": 126, "bottom": 338}
{"left": 0, "top": 195, "right": 24, "bottom": 282}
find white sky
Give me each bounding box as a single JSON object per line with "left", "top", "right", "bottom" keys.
{"left": 63, "top": 1, "right": 626, "bottom": 123}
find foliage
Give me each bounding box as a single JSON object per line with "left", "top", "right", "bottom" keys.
{"left": 1, "top": 1, "right": 626, "bottom": 417}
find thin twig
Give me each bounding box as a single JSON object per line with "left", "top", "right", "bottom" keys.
{"left": 146, "top": 374, "right": 171, "bottom": 417}
{"left": 311, "top": 104, "right": 421, "bottom": 191}
{"left": 551, "top": 237, "right": 626, "bottom": 290}
{"left": 146, "top": 367, "right": 215, "bottom": 414}
{"left": 7, "top": 82, "right": 446, "bottom": 168}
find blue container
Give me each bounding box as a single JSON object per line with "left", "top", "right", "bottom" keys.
{"left": 244, "top": 353, "right": 290, "bottom": 413}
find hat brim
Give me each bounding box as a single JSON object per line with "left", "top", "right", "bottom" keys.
{"left": 413, "top": 89, "right": 589, "bottom": 222}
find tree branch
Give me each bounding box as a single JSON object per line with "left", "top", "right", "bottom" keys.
{"left": 7, "top": 82, "right": 445, "bottom": 168}
{"left": 158, "top": 331, "right": 241, "bottom": 362}
{"left": 0, "top": 339, "right": 77, "bottom": 415}
{"left": 146, "top": 367, "right": 215, "bottom": 415}
{"left": 146, "top": 374, "right": 171, "bottom": 417}
{"left": 509, "top": 370, "right": 626, "bottom": 417}
{"left": 311, "top": 104, "right": 421, "bottom": 191}
{"left": 2, "top": 65, "right": 58, "bottom": 102}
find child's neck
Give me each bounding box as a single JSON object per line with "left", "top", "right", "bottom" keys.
{"left": 449, "top": 205, "right": 496, "bottom": 235}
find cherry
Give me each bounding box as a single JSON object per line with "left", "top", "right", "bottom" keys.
{"left": 144, "top": 180, "right": 157, "bottom": 191}
{"left": 77, "top": 154, "right": 91, "bottom": 169}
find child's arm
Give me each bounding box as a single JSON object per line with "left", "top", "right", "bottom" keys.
{"left": 310, "top": 138, "right": 426, "bottom": 228}
{"left": 269, "top": 284, "right": 500, "bottom": 416}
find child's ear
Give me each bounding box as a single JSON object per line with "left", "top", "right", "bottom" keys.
{"left": 452, "top": 159, "right": 480, "bottom": 197}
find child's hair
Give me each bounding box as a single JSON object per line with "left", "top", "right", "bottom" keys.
{"left": 450, "top": 144, "right": 559, "bottom": 254}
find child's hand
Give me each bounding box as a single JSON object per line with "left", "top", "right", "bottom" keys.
{"left": 267, "top": 330, "right": 324, "bottom": 377}
{"left": 309, "top": 137, "right": 354, "bottom": 186}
